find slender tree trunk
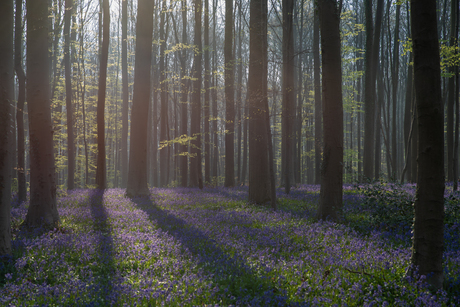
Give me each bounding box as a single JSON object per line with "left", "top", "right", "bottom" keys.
{"left": 126, "top": 0, "right": 154, "bottom": 197}
{"left": 0, "top": 0, "right": 14, "bottom": 256}
{"left": 224, "top": 0, "right": 235, "bottom": 187}
{"left": 211, "top": 0, "right": 218, "bottom": 183}
{"left": 204, "top": 0, "right": 211, "bottom": 185}
{"left": 391, "top": 1, "right": 400, "bottom": 178}
{"left": 363, "top": 0, "right": 374, "bottom": 180}
{"left": 317, "top": 0, "right": 343, "bottom": 221}
{"left": 408, "top": 0, "right": 445, "bottom": 290}
{"left": 190, "top": 0, "right": 203, "bottom": 188}
{"left": 64, "top": 0, "right": 75, "bottom": 190}
{"left": 79, "top": 3, "right": 89, "bottom": 186}
{"left": 15, "top": 0, "right": 27, "bottom": 203}
{"left": 159, "top": 0, "right": 168, "bottom": 187}
{"left": 248, "top": 0, "right": 271, "bottom": 204}
{"left": 404, "top": 57, "right": 413, "bottom": 181}
{"left": 121, "top": 0, "right": 129, "bottom": 188}
{"left": 180, "top": 0, "right": 188, "bottom": 187}
{"left": 25, "top": 0, "right": 60, "bottom": 227}
{"left": 375, "top": 64, "right": 383, "bottom": 178}
{"left": 95, "top": 0, "right": 110, "bottom": 190}
{"left": 236, "top": 0, "right": 243, "bottom": 184}
{"left": 241, "top": 96, "right": 248, "bottom": 184}
{"left": 282, "top": 0, "right": 295, "bottom": 194}
{"left": 313, "top": 7, "right": 322, "bottom": 185}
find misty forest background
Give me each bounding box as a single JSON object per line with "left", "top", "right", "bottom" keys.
{"left": 7, "top": 0, "right": 458, "bottom": 192}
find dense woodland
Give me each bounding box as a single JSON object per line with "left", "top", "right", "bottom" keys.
{"left": 0, "top": 0, "right": 455, "bottom": 295}
{"left": 3, "top": 0, "right": 458, "bottom": 191}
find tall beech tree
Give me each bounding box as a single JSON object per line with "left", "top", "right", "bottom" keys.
{"left": 190, "top": 0, "right": 203, "bottom": 188}
{"left": 391, "top": 2, "right": 401, "bottom": 178}
{"left": 14, "top": 0, "right": 27, "bottom": 203}
{"left": 159, "top": 0, "right": 169, "bottom": 187}
{"left": 180, "top": 0, "right": 188, "bottom": 187}
{"left": 407, "top": 0, "right": 445, "bottom": 290}
{"left": 95, "top": 0, "right": 110, "bottom": 190}
{"left": 64, "top": 0, "right": 75, "bottom": 190}
{"left": 24, "top": 0, "right": 60, "bottom": 227}
{"left": 204, "top": 0, "right": 211, "bottom": 184}
{"left": 126, "top": 0, "right": 154, "bottom": 197}
{"left": 224, "top": 0, "right": 235, "bottom": 187}
{"left": 0, "top": 0, "right": 13, "bottom": 256}
{"left": 121, "top": 0, "right": 129, "bottom": 188}
{"left": 248, "top": 0, "right": 271, "bottom": 204}
{"left": 282, "top": 0, "right": 295, "bottom": 194}
{"left": 317, "top": 0, "right": 343, "bottom": 221}
{"left": 363, "top": 0, "right": 384, "bottom": 180}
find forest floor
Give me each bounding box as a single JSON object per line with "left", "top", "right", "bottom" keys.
{"left": 1, "top": 183, "right": 459, "bottom": 306}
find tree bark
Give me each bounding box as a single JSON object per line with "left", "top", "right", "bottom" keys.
{"left": 14, "top": 0, "right": 27, "bottom": 203}
{"left": 121, "top": 0, "right": 129, "bottom": 188}
{"left": 180, "top": 0, "right": 188, "bottom": 187}
{"left": 408, "top": 0, "right": 445, "bottom": 290}
{"left": 313, "top": 7, "right": 323, "bottom": 184}
{"left": 0, "top": 0, "right": 13, "bottom": 256}
{"left": 224, "top": 0, "right": 235, "bottom": 187}
{"left": 391, "top": 2, "right": 400, "bottom": 178}
{"left": 282, "top": 0, "right": 295, "bottom": 194}
{"left": 159, "top": 0, "right": 169, "bottom": 187}
{"left": 212, "top": 0, "right": 218, "bottom": 183}
{"left": 204, "top": 0, "right": 211, "bottom": 185}
{"left": 95, "top": 0, "right": 109, "bottom": 190}
{"left": 248, "top": 0, "right": 271, "bottom": 204}
{"left": 64, "top": 0, "right": 75, "bottom": 190}
{"left": 317, "top": 0, "right": 343, "bottom": 221}
{"left": 190, "top": 0, "right": 203, "bottom": 188}
{"left": 363, "top": 0, "right": 384, "bottom": 181}
{"left": 126, "top": 0, "right": 154, "bottom": 197}
{"left": 25, "top": 0, "right": 60, "bottom": 227}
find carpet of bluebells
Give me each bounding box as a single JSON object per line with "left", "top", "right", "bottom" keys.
{"left": 1, "top": 183, "right": 459, "bottom": 306}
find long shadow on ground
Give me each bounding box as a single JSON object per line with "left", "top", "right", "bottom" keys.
{"left": 130, "top": 195, "right": 295, "bottom": 306}
{"left": 89, "top": 189, "right": 117, "bottom": 305}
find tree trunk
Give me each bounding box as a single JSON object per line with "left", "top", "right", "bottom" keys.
{"left": 363, "top": 0, "right": 383, "bottom": 181}
{"left": 180, "top": 0, "right": 188, "bottom": 187}
{"left": 25, "top": 0, "right": 60, "bottom": 227}
{"left": 317, "top": 0, "right": 343, "bottom": 221}
{"left": 314, "top": 6, "right": 322, "bottom": 185}
{"left": 159, "top": 0, "right": 169, "bottom": 187}
{"left": 248, "top": 0, "right": 271, "bottom": 204}
{"left": 391, "top": 2, "right": 400, "bottom": 178}
{"left": 236, "top": 1, "right": 243, "bottom": 184}
{"left": 375, "top": 64, "right": 383, "bottom": 179}
{"left": 15, "top": 0, "right": 26, "bottom": 203}
{"left": 64, "top": 0, "right": 75, "bottom": 190}
{"left": 224, "top": 0, "right": 235, "bottom": 187}
{"left": 121, "top": 0, "right": 129, "bottom": 188}
{"left": 408, "top": 0, "right": 445, "bottom": 290}
{"left": 0, "top": 0, "right": 13, "bottom": 256}
{"left": 126, "top": 0, "right": 154, "bottom": 197}
{"left": 204, "top": 0, "right": 211, "bottom": 185}
{"left": 404, "top": 51, "right": 413, "bottom": 182}
{"left": 95, "top": 0, "right": 109, "bottom": 190}
{"left": 282, "top": 0, "right": 295, "bottom": 194}
{"left": 190, "top": 0, "right": 203, "bottom": 188}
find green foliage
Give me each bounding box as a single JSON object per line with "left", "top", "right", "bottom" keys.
{"left": 357, "top": 183, "right": 414, "bottom": 229}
